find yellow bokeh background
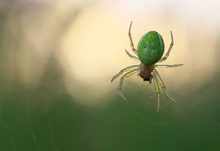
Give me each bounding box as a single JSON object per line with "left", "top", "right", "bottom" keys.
{"left": 2, "top": 0, "right": 219, "bottom": 105}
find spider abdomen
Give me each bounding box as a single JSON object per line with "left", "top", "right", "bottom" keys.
{"left": 137, "top": 31, "right": 164, "bottom": 66}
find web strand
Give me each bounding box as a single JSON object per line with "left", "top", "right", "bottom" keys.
{"left": 0, "top": 102, "right": 17, "bottom": 151}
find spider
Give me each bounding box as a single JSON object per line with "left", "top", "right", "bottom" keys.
{"left": 111, "top": 22, "right": 183, "bottom": 112}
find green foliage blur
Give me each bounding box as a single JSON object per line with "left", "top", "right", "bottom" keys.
{"left": 0, "top": 59, "right": 220, "bottom": 151}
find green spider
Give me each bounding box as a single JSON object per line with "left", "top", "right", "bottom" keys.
{"left": 111, "top": 22, "right": 183, "bottom": 112}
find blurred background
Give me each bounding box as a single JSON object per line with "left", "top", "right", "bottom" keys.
{"left": 0, "top": 0, "right": 220, "bottom": 150}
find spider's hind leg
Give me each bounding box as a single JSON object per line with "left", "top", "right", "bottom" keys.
{"left": 155, "top": 64, "right": 183, "bottom": 68}
{"left": 159, "top": 31, "right": 174, "bottom": 62}
{"left": 128, "top": 21, "right": 138, "bottom": 55}
{"left": 125, "top": 49, "right": 139, "bottom": 61}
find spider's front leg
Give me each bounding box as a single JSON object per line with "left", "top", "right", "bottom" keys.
{"left": 153, "top": 69, "right": 176, "bottom": 103}
{"left": 118, "top": 69, "right": 139, "bottom": 100}
{"left": 152, "top": 72, "right": 161, "bottom": 112}
{"left": 111, "top": 65, "right": 139, "bottom": 100}
{"left": 111, "top": 65, "right": 139, "bottom": 82}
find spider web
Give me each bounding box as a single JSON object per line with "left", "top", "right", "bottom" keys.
{"left": 1, "top": 74, "right": 220, "bottom": 151}
{"left": 0, "top": 97, "right": 63, "bottom": 151}
{"left": 117, "top": 74, "right": 172, "bottom": 125}
{"left": 0, "top": 103, "right": 17, "bottom": 151}
{"left": 117, "top": 71, "right": 220, "bottom": 128}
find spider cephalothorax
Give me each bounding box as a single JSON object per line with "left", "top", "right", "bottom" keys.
{"left": 139, "top": 63, "right": 154, "bottom": 83}
{"left": 111, "top": 21, "right": 183, "bottom": 111}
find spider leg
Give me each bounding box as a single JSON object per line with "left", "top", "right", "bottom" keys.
{"left": 125, "top": 49, "right": 140, "bottom": 61}
{"left": 111, "top": 65, "right": 139, "bottom": 82}
{"left": 118, "top": 69, "right": 139, "bottom": 100}
{"left": 155, "top": 64, "right": 183, "bottom": 68}
{"left": 154, "top": 69, "right": 176, "bottom": 103}
{"left": 159, "top": 31, "right": 174, "bottom": 62}
{"left": 128, "top": 21, "right": 138, "bottom": 55}
{"left": 152, "top": 72, "right": 161, "bottom": 112}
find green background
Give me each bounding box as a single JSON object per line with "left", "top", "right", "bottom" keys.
{"left": 0, "top": 62, "right": 220, "bottom": 151}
